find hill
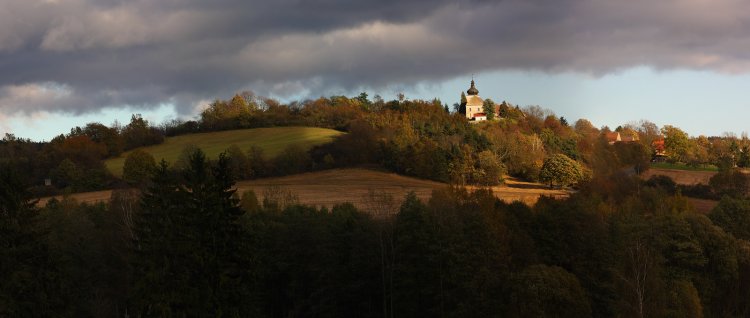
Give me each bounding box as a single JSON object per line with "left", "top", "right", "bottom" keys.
{"left": 38, "top": 168, "right": 569, "bottom": 212}
{"left": 104, "top": 126, "right": 343, "bottom": 176}
{"left": 236, "top": 169, "right": 568, "bottom": 212}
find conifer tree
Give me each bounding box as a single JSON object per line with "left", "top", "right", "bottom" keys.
{"left": 179, "top": 150, "right": 248, "bottom": 315}
{"left": 131, "top": 160, "right": 189, "bottom": 316}
{"left": 483, "top": 99, "right": 496, "bottom": 120}
{"left": 131, "top": 150, "right": 252, "bottom": 316}
{"left": 0, "top": 165, "right": 65, "bottom": 316}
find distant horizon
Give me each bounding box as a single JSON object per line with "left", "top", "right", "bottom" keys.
{"left": 5, "top": 67, "right": 749, "bottom": 142}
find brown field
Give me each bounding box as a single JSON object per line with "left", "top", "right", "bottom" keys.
{"left": 687, "top": 198, "right": 719, "bottom": 215}
{"left": 641, "top": 168, "right": 717, "bottom": 185}
{"left": 37, "top": 190, "right": 115, "bottom": 207}
{"left": 37, "top": 168, "right": 568, "bottom": 213}
{"left": 641, "top": 168, "right": 721, "bottom": 214}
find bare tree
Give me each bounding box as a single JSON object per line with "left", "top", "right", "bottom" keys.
{"left": 617, "top": 238, "right": 656, "bottom": 318}
{"left": 110, "top": 189, "right": 140, "bottom": 245}
{"left": 363, "top": 189, "right": 398, "bottom": 318}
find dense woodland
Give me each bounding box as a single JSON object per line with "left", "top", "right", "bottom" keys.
{"left": 3, "top": 92, "right": 750, "bottom": 317}
{"left": 3, "top": 147, "right": 750, "bottom": 317}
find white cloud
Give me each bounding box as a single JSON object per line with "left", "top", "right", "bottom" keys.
{"left": 0, "top": 82, "right": 76, "bottom": 113}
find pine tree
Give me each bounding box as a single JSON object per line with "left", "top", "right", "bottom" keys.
{"left": 131, "top": 160, "right": 190, "bottom": 316}
{"left": 483, "top": 99, "right": 496, "bottom": 120}
{"left": 179, "top": 150, "right": 248, "bottom": 315}
{"left": 0, "top": 165, "right": 65, "bottom": 316}
{"left": 131, "top": 150, "right": 253, "bottom": 316}
{"left": 459, "top": 92, "right": 468, "bottom": 114}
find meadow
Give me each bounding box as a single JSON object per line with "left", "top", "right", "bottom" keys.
{"left": 104, "top": 126, "right": 343, "bottom": 176}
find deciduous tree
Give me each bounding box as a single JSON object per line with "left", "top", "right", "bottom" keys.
{"left": 662, "top": 125, "right": 690, "bottom": 163}
{"left": 539, "top": 154, "right": 586, "bottom": 188}
{"left": 122, "top": 149, "right": 157, "bottom": 186}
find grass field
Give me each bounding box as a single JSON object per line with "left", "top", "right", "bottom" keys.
{"left": 37, "top": 168, "right": 570, "bottom": 214}
{"left": 105, "top": 127, "right": 343, "bottom": 176}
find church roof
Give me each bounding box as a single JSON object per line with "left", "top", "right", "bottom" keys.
{"left": 467, "top": 80, "right": 479, "bottom": 95}
{"left": 466, "top": 95, "right": 483, "bottom": 106}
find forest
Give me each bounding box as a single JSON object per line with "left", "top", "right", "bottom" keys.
{"left": 3, "top": 92, "right": 750, "bottom": 317}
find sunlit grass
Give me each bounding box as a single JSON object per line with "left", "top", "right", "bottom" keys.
{"left": 105, "top": 127, "right": 343, "bottom": 177}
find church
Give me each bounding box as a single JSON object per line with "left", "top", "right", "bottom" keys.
{"left": 459, "top": 79, "right": 499, "bottom": 121}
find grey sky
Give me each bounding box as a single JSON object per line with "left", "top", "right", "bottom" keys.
{"left": 2, "top": 0, "right": 750, "bottom": 116}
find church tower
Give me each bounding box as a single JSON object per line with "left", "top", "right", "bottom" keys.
{"left": 461, "top": 79, "right": 484, "bottom": 120}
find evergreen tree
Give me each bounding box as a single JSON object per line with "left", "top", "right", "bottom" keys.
{"left": 483, "top": 99, "right": 496, "bottom": 120}
{"left": 180, "top": 150, "right": 249, "bottom": 315}
{"left": 131, "top": 150, "right": 252, "bottom": 316}
{"left": 131, "top": 160, "right": 189, "bottom": 316}
{"left": 459, "top": 92, "right": 467, "bottom": 114}
{"left": 392, "top": 192, "right": 441, "bottom": 316}
{"left": 0, "top": 165, "right": 65, "bottom": 316}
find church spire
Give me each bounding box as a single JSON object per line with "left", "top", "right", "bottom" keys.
{"left": 467, "top": 79, "right": 479, "bottom": 96}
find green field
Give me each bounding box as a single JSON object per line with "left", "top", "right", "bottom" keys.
{"left": 105, "top": 127, "right": 343, "bottom": 176}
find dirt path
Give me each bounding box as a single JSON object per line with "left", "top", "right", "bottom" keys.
{"left": 37, "top": 169, "right": 568, "bottom": 211}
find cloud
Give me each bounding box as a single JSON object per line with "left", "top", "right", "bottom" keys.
{"left": 2, "top": 0, "right": 750, "bottom": 115}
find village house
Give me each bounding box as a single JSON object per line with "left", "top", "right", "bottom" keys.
{"left": 605, "top": 131, "right": 639, "bottom": 145}
{"left": 652, "top": 136, "right": 667, "bottom": 159}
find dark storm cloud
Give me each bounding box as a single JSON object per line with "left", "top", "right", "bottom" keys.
{"left": 2, "top": 0, "right": 750, "bottom": 115}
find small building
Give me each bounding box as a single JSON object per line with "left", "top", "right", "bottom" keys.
{"left": 459, "top": 79, "right": 499, "bottom": 121}
{"left": 605, "top": 132, "right": 622, "bottom": 145}
{"left": 606, "top": 131, "right": 640, "bottom": 145}
{"left": 652, "top": 137, "right": 667, "bottom": 159}
{"left": 463, "top": 80, "right": 484, "bottom": 120}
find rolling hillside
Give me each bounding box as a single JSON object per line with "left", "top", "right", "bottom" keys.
{"left": 235, "top": 169, "right": 569, "bottom": 212}
{"left": 105, "top": 126, "right": 343, "bottom": 176}
{"left": 38, "top": 168, "right": 569, "bottom": 213}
